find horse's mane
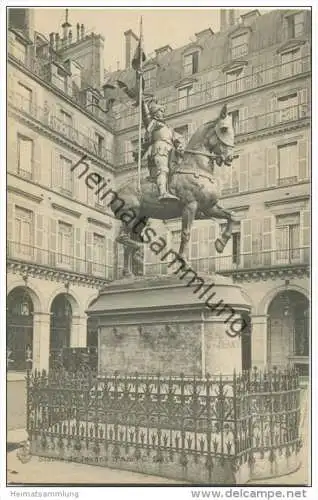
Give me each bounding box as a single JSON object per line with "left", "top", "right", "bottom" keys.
{"left": 186, "top": 119, "right": 217, "bottom": 149}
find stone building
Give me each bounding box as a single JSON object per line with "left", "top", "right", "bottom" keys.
{"left": 106, "top": 8, "right": 311, "bottom": 375}
{"left": 7, "top": 7, "right": 311, "bottom": 390}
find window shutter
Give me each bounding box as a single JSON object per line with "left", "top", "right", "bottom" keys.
{"left": 87, "top": 183, "right": 94, "bottom": 206}
{"left": 86, "top": 231, "right": 93, "bottom": 274}
{"left": 299, "top": 88, "right": 309, "bottom": 118}
{"left": 239, "top": 106, "right": 249, "bottom": 133}
{"left": 242, "top": 219, "right": 252, "bottom": 268}
{"left": 266, "top": 146, "right": 277, "bottom": 187}
{"left": 188, "top": 121, "right": 197, "bottom": 138}
{"left": 36, "top": 214, "right": 44, "bottom": 264}
{"left": 124, "top": 141, "right": 132, "bottom": 163}
{"left": 7, "top": 202, "right": 14, "bottom": 247}
{"left": 298, "top": 139, "right": 308, "bottom": 181}
{"left": 49, "top": 218, "right": 57, "bottom": 266}
{"left": 33, "top": 139, "right": 41, "bottom": 183}
{"left": 300, "top": 210, "right": 310, "bottom": 263}
{"left": 7, "top": 128, "right": 18, "bottom": 174}
{"left": 262, "top": 216, "right": 274, "bottom": 266}
{"left": 51, "top": 150, "right": 61, "bottom": 188}
{"left": 239, "top": 153, "right": 249, "bottom": 192}
{"left": 75, "top": 227, "right": 81, "bottom": 273}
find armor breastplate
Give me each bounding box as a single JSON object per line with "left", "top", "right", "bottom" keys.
{"left": 152, "top": 123, "right": 174, "bottom": 144}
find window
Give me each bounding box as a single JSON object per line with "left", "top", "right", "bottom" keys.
{"left": 183, "top": 52, "right": 199, "bottom": 76}
{"left": 281, "top": 50, "right": 301, "bottom": 77}
{"left": 95, "top": 132, "right": 105, "bottom": 157}
{"left": 220, "top": 161, "right": 239, "bottom": 195}
{"left": 232, "top": 232, "right": 241, "bottom": 266}
{"left": 15, "top": 206, "right": 33, "bottom": 257}
{"left": 58, "top": 222, "right": 73, "bottom": 266}
{"left": 143, "top": 67, "right": 156, "bottom": 89}
{"left": 278, "top": 93, "right": 299, "bottom": 122}
{"left": 178, "top": 86, "right": 193, "bottom": 111}
{"left": 230, "top": 110, "right": 239, "bottom": 133}
{"left": 18, "top": 83, "right": 32, "bottom": 113}
{"left": 59, "top": 110, "right": 73, "bottom": 138}
{"left": 276, "top": 213, "right": 300, "bottom": 263}
{"left": 93, "top": 233, "right": 106, "bottom": 275}
{"left": 59, "top": 155, "right": 73, "bottom": 195}
{"left": 95, "top": 176, "right": 106, "bottom": 209}
{"left": 226, "top": 69, "right": 244, "bottom": 96}
{"left": 190, "top": 226, "right": 215, "bottom": 273}
{"left": 287, "top": 12, "right": 305, "bottom": 38}
{"left": 231, "top": 33, "right": 248, "bottom": 59}
{"left": 17, "top": 136, "right": 33, "bottom": 179}
{"left": 278, "top": 143, "right": 298, "bottom": 186}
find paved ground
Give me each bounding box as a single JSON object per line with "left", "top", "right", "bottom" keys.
{"left": 7, "top": 380, "right": 27, "bottom": 431}
{"left": 6, "top": 387, "right": 310, "bottom": 486}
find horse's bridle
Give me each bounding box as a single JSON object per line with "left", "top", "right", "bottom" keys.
{"left": 185, "top": 149, "right": 238, "bottom": 162}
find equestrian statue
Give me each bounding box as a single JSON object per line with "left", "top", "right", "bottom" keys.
{"left": 111, "top": 93, "right": 239, "bottom": 277}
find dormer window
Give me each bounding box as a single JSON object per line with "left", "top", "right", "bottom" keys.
{"left": 287, "top": 12, "right": 305, "bottom": 39}
{"left": 281, "top": 49, "right": 301, "bottom": 77}
{"left": 183, "top": 51, "right": 199, "bottom": 76}
{"left": 143, "top": 67, "right": 156, "bottom": 90}
{"left": 231, "top": 32, "right": 248, "bottom": 59}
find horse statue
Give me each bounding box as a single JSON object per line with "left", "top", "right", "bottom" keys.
{"left": 112, "top": 104, "right": 239, "bottom": 276}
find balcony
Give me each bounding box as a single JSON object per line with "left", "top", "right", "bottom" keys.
{"left": 144, "top": 247, "right": 309, "bottom": 279}
{"left": 8, "top": 91, "right": 114, "bottom": 165}
{"left": 115, "top": 55, "right": 310, "bottom": 130}
{"left": 118, "top": 103, "right": 310, "bottom": 168}
{"left": 7, "top": 241, "right": 113, "bottom": 282}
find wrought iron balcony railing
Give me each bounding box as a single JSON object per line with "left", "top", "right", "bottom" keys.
{"left": 7, "top": 241, "right": 113, "bottom": 281}
{"left": 8, "top": 91, "right": 114, "bottom": 165}
{"left": 115, "top": 55, "right": 310, "bottom": 129}
{"left": 118, "top": 103, "right": 310, "bottom": 168}
{"left": 144, "top": 247, "right": 310, "bottom": 276}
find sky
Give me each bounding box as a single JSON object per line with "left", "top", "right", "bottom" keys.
{"left": 32, "top": 7, "right": 251, "bottom": 72}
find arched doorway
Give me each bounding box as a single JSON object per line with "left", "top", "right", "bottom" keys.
{"left": 267, "top": 290, "right": 309, "bottom": 374}
{"left": 7, "top": 287, "right": 34, "bottom": 371}
{"left": 50, "top": 294, "right": 72, "bottom": 351}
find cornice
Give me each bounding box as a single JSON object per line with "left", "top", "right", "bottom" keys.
{"left": 51, "top": 203, "right": 82, "bottom": 218}
{"left": 277, "top": 39, "right": 306, "bottom": 54}
{"left": 228, "top": 25, "right": 252, "bottom": 38}
{"left": 87, "top": 217, "right": 112, "bottom": 230}
{"left": 220, "top": 265, "right": 310, "bottom": 283}
{"left": 7, "top": 260, "right": 110, "bottom": 289}
{"left": 175, "top": 77, "right": 198, "bottom": 89}
{"left": 182, "top": 44, "right": 203, "bottom": 56}
{"left": 223, "top": 60, "right": 248, "bottom": 74}
{"left": 8, "top": 185, "right": 44, "bottom": 203}
{"left": 265, "top": 195, "right": 310, "bottom": 208}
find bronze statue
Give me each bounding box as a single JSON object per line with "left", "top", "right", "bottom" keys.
{"left": 114, "top": 104, "right": 239, "bottom": 277}
{"left": 140, "top": 99, "right": 184, "bottom": 201}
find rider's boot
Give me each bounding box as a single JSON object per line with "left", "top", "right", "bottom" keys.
{"left": 157, "top": 173, "right": 178, "bottom": 201}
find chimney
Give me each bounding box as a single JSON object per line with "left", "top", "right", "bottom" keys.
{"left": 80, "top": 24, "right": 85, "bottom": 39}
{"left": 220, "top": 9, "right": 239, "bottom": 32}
{"left": 62, "top": 8, "right": 71, "bottom": 42}
{"left": 124, "top": 29, "right": 139, "bottom": 69}
{"left": 49, "top": 32, "right": 55, "bottom": 49}
{"left": 76, "top": 22, "right": 80, "bottom": 41}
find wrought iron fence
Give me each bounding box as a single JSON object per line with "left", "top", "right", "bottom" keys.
{"left": 7, "top": 241, "right": 113, "bottom": 281}
{"left": 26, "top": 367, "right": 301, "bottom": 483}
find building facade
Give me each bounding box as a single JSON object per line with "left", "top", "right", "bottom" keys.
{"left": 7, "top": 8, "right": 311, "bottom": 386}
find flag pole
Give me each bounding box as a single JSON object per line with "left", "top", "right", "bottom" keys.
{"left": 137, "top": 16, "right": 143, "bottom": 192}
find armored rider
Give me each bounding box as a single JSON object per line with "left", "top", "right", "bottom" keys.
{"left": 140, "top": 98, "right": 183, "bottom": 201}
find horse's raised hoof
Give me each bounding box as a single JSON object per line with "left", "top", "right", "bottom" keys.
{"left": 215, "top": 238, "right": 225, "bottom": 254}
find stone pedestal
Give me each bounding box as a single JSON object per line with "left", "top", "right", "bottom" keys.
{"left": 87, "top": 274, "right": 251, "bottom": 376}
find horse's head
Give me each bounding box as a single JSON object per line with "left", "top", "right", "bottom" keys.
{"left": 205, "top": 105, "right": 235, "bottom": 167}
